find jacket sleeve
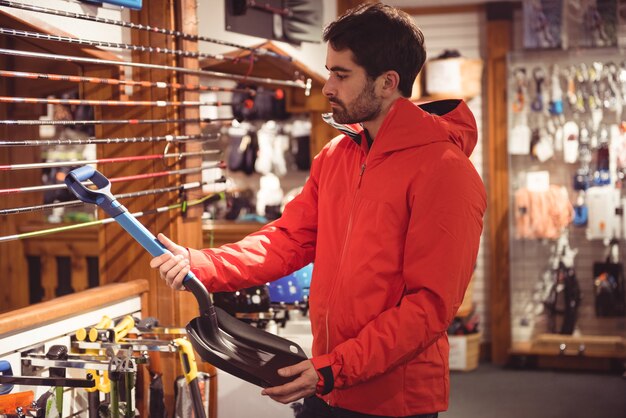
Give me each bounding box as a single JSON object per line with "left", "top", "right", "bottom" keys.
{"left": 310, "top": 155, "right": 486, "bottom": 390}
{"left": 187, "top": 147, "right": 326, "bottom": 293}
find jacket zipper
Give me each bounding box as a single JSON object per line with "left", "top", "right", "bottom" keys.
{"left": 324, "top": 161, "right": 366, "bottom": 404}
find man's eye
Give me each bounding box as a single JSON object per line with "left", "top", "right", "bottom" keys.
{"left": 336, "top": 74, "right": 347, "bottom": 80}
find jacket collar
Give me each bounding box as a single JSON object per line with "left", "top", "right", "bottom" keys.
{"left": 322, "top": 98, "right": 478, "bottom": 158}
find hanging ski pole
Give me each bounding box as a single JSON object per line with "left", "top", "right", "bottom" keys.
{"left": 0, "top": 149, "right": 221, "bottom": 171}
{"left": 0, "top": 48, "right": 310, "bottom": 92}
{"left": 0, "top": 69, "right": 278, "bottom": 96}
{"left": 0, "top": 0, "right": 290, "bottom": 61}
{"left": 0, "top": 96, "right": 246, "bottom": 108}
{"left": 0, "top": 116, "right": 233, "bottom": 127}
{"left": 0, "top": 133, "right": 220, "bottom": 147}
{"left": 0, "top": 193, "right": 221, "bottom": 243}
{"left": 0, "top": 27, "right": 245, "bottom": 63}
{"left": 0, "top": 163, "right": 224, "bottom": 195}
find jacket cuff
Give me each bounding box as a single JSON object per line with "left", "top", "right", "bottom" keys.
{"left": 310, "top": 355, "right": 334, "bottom": 395}
{"left": 187, "top": 247, "right": 216, "bottom": 290}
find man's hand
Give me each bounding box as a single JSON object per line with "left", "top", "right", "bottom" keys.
{"left": 149, "top": 233, "right": 190, "bottom": 290}
{"left": 261, "top": 360, "right": 319, "bottom": 404}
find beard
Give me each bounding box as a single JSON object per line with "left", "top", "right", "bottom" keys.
{"left": 330, "top": 79, "right": 382, "bottom": 124}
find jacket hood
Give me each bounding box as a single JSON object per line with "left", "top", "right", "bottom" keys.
{"left": 323, "top": 98, "right": 478, "bottom": 157}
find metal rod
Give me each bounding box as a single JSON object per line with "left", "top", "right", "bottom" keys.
{"left": 0, "top": 0, "right": 290, "bottom": 61}
{"left": 24, "top": 357, "right": 147, "bottom": 372}
{"left": 0, "top": 181, "right": 204, "bottom": 215}
{"left": 0, "top": 375, "right": 95, "bottom": 388}
{"left": 0, "top": 116, "right": 233, "bottom": 126}
{"left": 0, "top": 95, "right": 241, "bottom": 108}
{"left": 0, "top": 192, "right": 219, "bottom": 242}
{"left": 0, "top": 163, "right": 223, "bottom": 194}
{"left": 0, "top": 69, "right": 270, "bottom": 95}
{"left": 0, "top": 149, "right": 220, "bottom": 170}
{"left": 0, "top": 26, "right": 245, "bottom": 63}
{"left": 0, "top": 48, "right": 309, "bottom": 91}
{"left": 0, "top": 133, "right": 219, "bottom": 147}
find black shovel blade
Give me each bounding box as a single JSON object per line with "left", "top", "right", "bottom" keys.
{"left": 186, "top": 307, "right": 307, "bottom": 388}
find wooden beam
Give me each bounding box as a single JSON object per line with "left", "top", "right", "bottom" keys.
{"left": 0, "top": 280, "right": 149, "bottom": 334}
{"left": 485, "top": 2, "right": 514, "bottom": 366}
{"left": 336, "top": 0, "right": 375, "bottom": 16}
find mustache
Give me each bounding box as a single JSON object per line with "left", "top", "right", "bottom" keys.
{"left": 329, "top": 98, "right": 344, "bottom": 106}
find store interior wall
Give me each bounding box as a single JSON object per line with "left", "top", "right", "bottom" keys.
{"left": 508, "top": 7, "right": 626, "bottom": 343}
{"left": 406, "top": 8, "right": 490, "bottom": 343}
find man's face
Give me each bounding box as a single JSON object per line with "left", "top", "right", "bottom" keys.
{"left": 322, "top": 45, "right": 382, "bottom": 124}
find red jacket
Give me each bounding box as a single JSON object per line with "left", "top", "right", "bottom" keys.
{"left": 188, "top": 98, "right": 486, "bottom": 416}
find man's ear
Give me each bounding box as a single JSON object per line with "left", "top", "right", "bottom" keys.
{"left": 379, "top": 70, "right": 400, "bottom": 97}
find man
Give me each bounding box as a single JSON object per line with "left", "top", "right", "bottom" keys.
{"left": 151, "top": 3, "right": 486, "bottom": 417}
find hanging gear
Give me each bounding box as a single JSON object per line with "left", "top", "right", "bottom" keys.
{"left": 593, "top": 239, "right": 626, "bottom": 317}
{"left": 544, "top": 261, "right": 581, "bottom": 334}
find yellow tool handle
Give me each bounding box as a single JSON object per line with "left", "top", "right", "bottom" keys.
{"left": 113, "top": 315, "right": 135, "bottom": 342}
{"left": 77, "top": 315, "right": 112, "bottom": 341}
{"left": 174, "top": 338, "right": 198, "bottom": 384}
{"left": 85, "top": 370, "right": 98, "bottom": 393}
{"left": 85, "top": 370, "right": 110, "bottom": 393}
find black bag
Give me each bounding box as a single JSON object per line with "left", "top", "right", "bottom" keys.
{"left": 231, "top": 85, "right": 289, "bottom": 122}
{"left": 231, "top": 85, "right": 257, "bottom": 122}
{"left": 544, "top": 262, "right": 581, "bottom": 334}
{"left": 593, "top": 241, "right": 626, "bottom": 317}
{"left": 227, "top": 131, "right": 258, "bottom": 175}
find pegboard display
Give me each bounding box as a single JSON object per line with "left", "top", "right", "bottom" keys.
{"left": 506, "top": 47, "right": 626, "bottom": 346}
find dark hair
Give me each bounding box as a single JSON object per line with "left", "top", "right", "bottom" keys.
{"left": 323, "top": 3, "right": 426, "bottom": 98}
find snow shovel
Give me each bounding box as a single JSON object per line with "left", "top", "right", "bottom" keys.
{"left": 65, "top": 166, "right": 307, "bottom": 388}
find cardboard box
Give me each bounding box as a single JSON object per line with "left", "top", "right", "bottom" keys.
{"left": 449, "top": 333, "right": 481, "bottom": 371}
{"left": 424, "top": 58, "right": 483, "bottom": 99}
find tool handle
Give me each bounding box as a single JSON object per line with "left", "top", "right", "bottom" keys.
{"left": 95, "top": 315, "right": 113, "bottom": 329}
{"left": 0, "top": 360, "right": 13, "bottom": 395}
{"left": 64, "top": 165, "right": 119, "bottom": 217}
{"left": 174, "top": 338, "right": 198, "bottom": 384}
{"left": 174, "top": 338, "right": 206, "bottom": 418}
{"left": 65, "top": 166, "right": 213, "bottom": 314}
{"left": 113, "top": 315, "right": 135, "bottom": 342}
{"left": 78, "top": 315, "right": 113, "bottom": 341}
{"left": 113, "top": 210, "right": 212, "bottom": 313}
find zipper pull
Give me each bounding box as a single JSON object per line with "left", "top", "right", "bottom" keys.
{"left": 358, "top": 163, "right": 366, "bottom": 187}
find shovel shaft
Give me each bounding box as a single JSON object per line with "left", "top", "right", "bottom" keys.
{"left": 113, "top": 211, "right": 213, "bottom": 313}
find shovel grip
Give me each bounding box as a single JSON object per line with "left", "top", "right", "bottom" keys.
{"left": 65, "top": 166, "right": 120, "bottom": 217}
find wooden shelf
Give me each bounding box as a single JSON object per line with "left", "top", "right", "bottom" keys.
{"left": 510, "top": 334, "right": 626, "bottom": 359}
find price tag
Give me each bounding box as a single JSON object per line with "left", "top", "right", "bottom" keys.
{"left": 526, "top": 171, "right": 550, "bottom": 192}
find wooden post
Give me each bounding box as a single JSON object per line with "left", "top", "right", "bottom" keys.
{"left": 175, "top": 0, "right": 204, "bottom": 330}
{"left": 485, "top": 2, "right": 514, "bottom": 365}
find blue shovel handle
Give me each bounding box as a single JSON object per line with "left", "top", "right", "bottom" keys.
{"left": 64, "top": 166, "right": 212, "bottom": 314}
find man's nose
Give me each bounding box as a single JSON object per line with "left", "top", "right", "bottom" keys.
{"left": 322, "top": 79, "right": 335, "bottom": 98}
